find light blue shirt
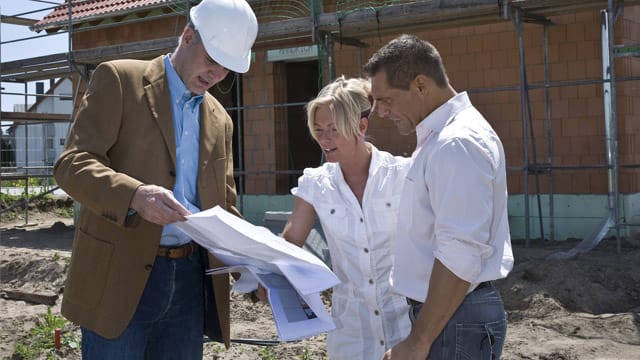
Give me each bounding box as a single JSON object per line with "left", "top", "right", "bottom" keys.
{"left": 160, "top": 55, "right": 203, "bottom": 246}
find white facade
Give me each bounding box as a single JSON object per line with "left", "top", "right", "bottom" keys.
{"left": 12, "top": 78, "right": 72, "bottom": 171}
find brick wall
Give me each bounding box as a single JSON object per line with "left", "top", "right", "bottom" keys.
{"left": 325, "top": 7, "right": 639, "bottom": 195}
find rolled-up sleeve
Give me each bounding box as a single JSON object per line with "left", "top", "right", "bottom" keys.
{"left": 428, "top": 137, "right": 496, "bottom": 282}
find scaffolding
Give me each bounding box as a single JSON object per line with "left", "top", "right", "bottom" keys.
{"left": 1, "top": 0, "right": 639, "bottom": 250}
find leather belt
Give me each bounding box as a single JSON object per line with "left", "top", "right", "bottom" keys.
{"left": 406, "top": 281, "right": 492, "bottom": 306}
{"left": 157, "top": 241, "right": 198, "bottom": 259}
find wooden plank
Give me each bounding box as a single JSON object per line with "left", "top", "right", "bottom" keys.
{"left": 0, "top": 15, "right": 37, "bottom": 26}
{"left": 0, "top": 289, "right": 59, "bottom": 306}
{"left": 1, "top": 67, "right": 76, "bottom": 83}
{"left": 73, "top": 36, "right": 178, "bottom": 64}
{"left": 1, "top": 111, "right": 71, "bottom": 122}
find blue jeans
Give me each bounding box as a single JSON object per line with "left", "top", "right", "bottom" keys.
{"left": 82, "top": 251, "right": 205, "bottom": 359}
{"left": 409, "top": 283, "right": 507, "bottom": 360}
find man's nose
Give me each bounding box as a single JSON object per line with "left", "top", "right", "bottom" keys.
{"left": 209, "top": 65, "right": 229, "bottom": 82}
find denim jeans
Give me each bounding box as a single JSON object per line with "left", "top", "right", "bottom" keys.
{"left": 409, "top": 283, "right": 507, "bottom": 360}
{"left": 81, "top": 250, "right": 205, "bottom": 359}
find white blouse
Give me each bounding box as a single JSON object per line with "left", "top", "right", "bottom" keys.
{"left": 293, "top": 143, "right": 412, "bottom": 360}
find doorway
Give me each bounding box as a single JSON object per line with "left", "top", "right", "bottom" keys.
{"left": 274, "top": 60, "right": 321, "bottom": 193}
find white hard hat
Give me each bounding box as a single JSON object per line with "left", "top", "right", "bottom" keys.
{"left": 190, "top": 0, "right": 258, "bottom": 73}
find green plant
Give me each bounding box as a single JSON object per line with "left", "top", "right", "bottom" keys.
{"left": 61, "top": 332, "right": 81, "bottom": 350}
{"left": 298, "top": 348, "right": 313, "bottom": 360}
{"left": 12, "top": 307, "right": 70, "bottom": 359}
{"left": 209, "top": 343, "right": 225, "bottom": 354}
{"left": 1, "top": 210, "right": 18, "bottom": 221}
{"left": 259, "top": 346, "right": 278, "bottom": 360}
{"left": 53, "top": 205, "right": 74, "bottom": 218}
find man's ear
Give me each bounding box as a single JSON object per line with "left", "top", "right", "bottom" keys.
{"left": 414, "top": 74, "right": 430, "bottom": 95}
{"left": 182, "top": 27, "right": 197, "bottom": 46}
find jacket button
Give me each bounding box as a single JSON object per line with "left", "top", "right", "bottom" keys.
{"left": 169, "top": 170, "right": 176, "bottom": 177}
{"left": 144, "top": 264, "right": 152, "bottom": 271}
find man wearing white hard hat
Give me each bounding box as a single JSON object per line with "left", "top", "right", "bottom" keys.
{"left": 54, "top": 0, "right": 258, "bottom": 358}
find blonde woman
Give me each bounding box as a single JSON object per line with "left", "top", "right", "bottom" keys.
{"left": 266, "top": 76, "right": 412, "bottom": 359}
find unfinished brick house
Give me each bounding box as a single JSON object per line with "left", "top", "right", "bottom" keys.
{"left": 2, "top": 0, "right": 638, "bottom": 243}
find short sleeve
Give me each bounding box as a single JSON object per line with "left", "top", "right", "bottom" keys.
{"left": 290, "top": 169, "right": 316, "bottom": 206}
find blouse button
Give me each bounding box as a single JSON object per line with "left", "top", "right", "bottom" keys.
{"left": 369, "top": 279, "right": 374, "bottom": 284}
{"left": 386, "top": 202, "right": 391, "bottom": 207}
{"left": 330, "top": 209, "right": 335, "bottom": 214}
{"left": 359, "top": 218, "right": 363, "bottom": 223}
{"left": 374, "top": 310, "right": 380, "bottom": 316}
{"left": 364, "top": 248, "right": 369, "bottom": 253}
{"left": 380, "top": 340, "right": 384, "bottom": 346}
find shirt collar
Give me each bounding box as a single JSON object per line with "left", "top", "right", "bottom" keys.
{"left": 415, "top": 91, "right": 472, "bottom": 147}
{"left": 332, "top": 142, "right": 383, "bottom": 181}
{"left": 163, "top": 55, "right": 203, "bottom": 105}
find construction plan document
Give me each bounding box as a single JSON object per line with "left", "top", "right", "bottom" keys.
{"left": 206, "top": 265, "right": 335, "bottom": 341}
{"left": 175, "top": 205, "right": 340, "bottom": 341}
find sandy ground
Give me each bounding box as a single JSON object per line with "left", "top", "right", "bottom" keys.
{"left": 1, "top": 210, "right": 639, "bottom": 360}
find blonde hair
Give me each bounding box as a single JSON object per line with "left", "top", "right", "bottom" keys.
{"left": 306, "top": 75, "right": 372, "bottom": 142}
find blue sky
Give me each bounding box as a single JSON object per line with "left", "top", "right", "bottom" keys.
{"left": 1, "top": 0, "right": 67, "bottom": 116}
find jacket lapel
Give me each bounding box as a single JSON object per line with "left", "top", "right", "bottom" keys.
{"left": 144, "top": 56, "right": 176, "bottom": 167}
{"left": 199, "top": 96, "right": 222, "bottom": 171}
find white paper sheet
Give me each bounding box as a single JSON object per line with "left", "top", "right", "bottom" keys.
{"left": 175, "top": 206, "right": 340, "bottom": 341}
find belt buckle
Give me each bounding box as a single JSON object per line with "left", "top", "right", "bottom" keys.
{"left": 158, "top": 241, "right": 196, "bottom": 259}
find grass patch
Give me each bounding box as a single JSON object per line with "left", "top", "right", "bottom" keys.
{"left": 12, "top": 307, "right": 80, "bottom": 360}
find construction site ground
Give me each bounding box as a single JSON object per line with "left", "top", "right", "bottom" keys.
{"left": 1, "top": 208, "right": 639, "bottom": 360}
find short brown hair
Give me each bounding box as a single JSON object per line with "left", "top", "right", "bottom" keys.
{"left": 364, "top": 34, "right": 449, "bottom": 90}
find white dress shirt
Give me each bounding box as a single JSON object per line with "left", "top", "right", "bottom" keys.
{"left": 392, "top": 92, "right": 514, "bottom": 303}
{"left": 293, "top": 143, "right": 412, "bottom": 360}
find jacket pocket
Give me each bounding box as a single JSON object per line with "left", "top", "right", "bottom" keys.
{"left": 66, "top": 230, "right": 114, "bottom": 307}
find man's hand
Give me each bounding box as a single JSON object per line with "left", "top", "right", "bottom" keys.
{"left": 382, "top": 336, "right": 430, "bottom": 360}
{"left": 130, "top": 184, "right": 190, "bottom": 226}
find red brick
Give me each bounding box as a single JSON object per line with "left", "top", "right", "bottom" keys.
{"left": 482, "top": 34, "right": 500, "bottom": 51}
{"left": 459, "top": 54, "right": 477, "bottom": 71}
{"left": 557, "top": 86, "right": 576, "bottom": 100}
{"left": 467, "top": 35, "right": 483, "bottom": 53}
{"left": 566, "top": 23, "right": 585, "bottom": 42}
{"left": 468, "top": 70, "right": 485, "bottom": 88}
{"left": 491, "top": 49, "right": 509, "bottom": 68}
{"left": 558, "top": 42, "right": 578, "bottom": 61}
{"left": 451, "top": 37, "right": 469, "bottom": 55}
{"left": 549, "top": 62, "right": 568, "bottom": 81}
{"left": 576, "top": 41, "right": 599, "bottom": 59}
{"left": 498, "top": 32, "right": 518, "bottom": 50}
{"left": 476, "top": 53, "right": 492, "bottom": 70}
{"left": 571, "top": 136, "right": 589, "bottom": 154}
{"left": 547, "top": 25, "right": 567, "bottom": 44}
{"left": 567, "top": 60, "right": 587, "bottom": 80}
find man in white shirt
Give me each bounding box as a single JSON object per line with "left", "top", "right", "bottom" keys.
{"left": 365, "top": 34, "right": 514, "bottom": 360}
